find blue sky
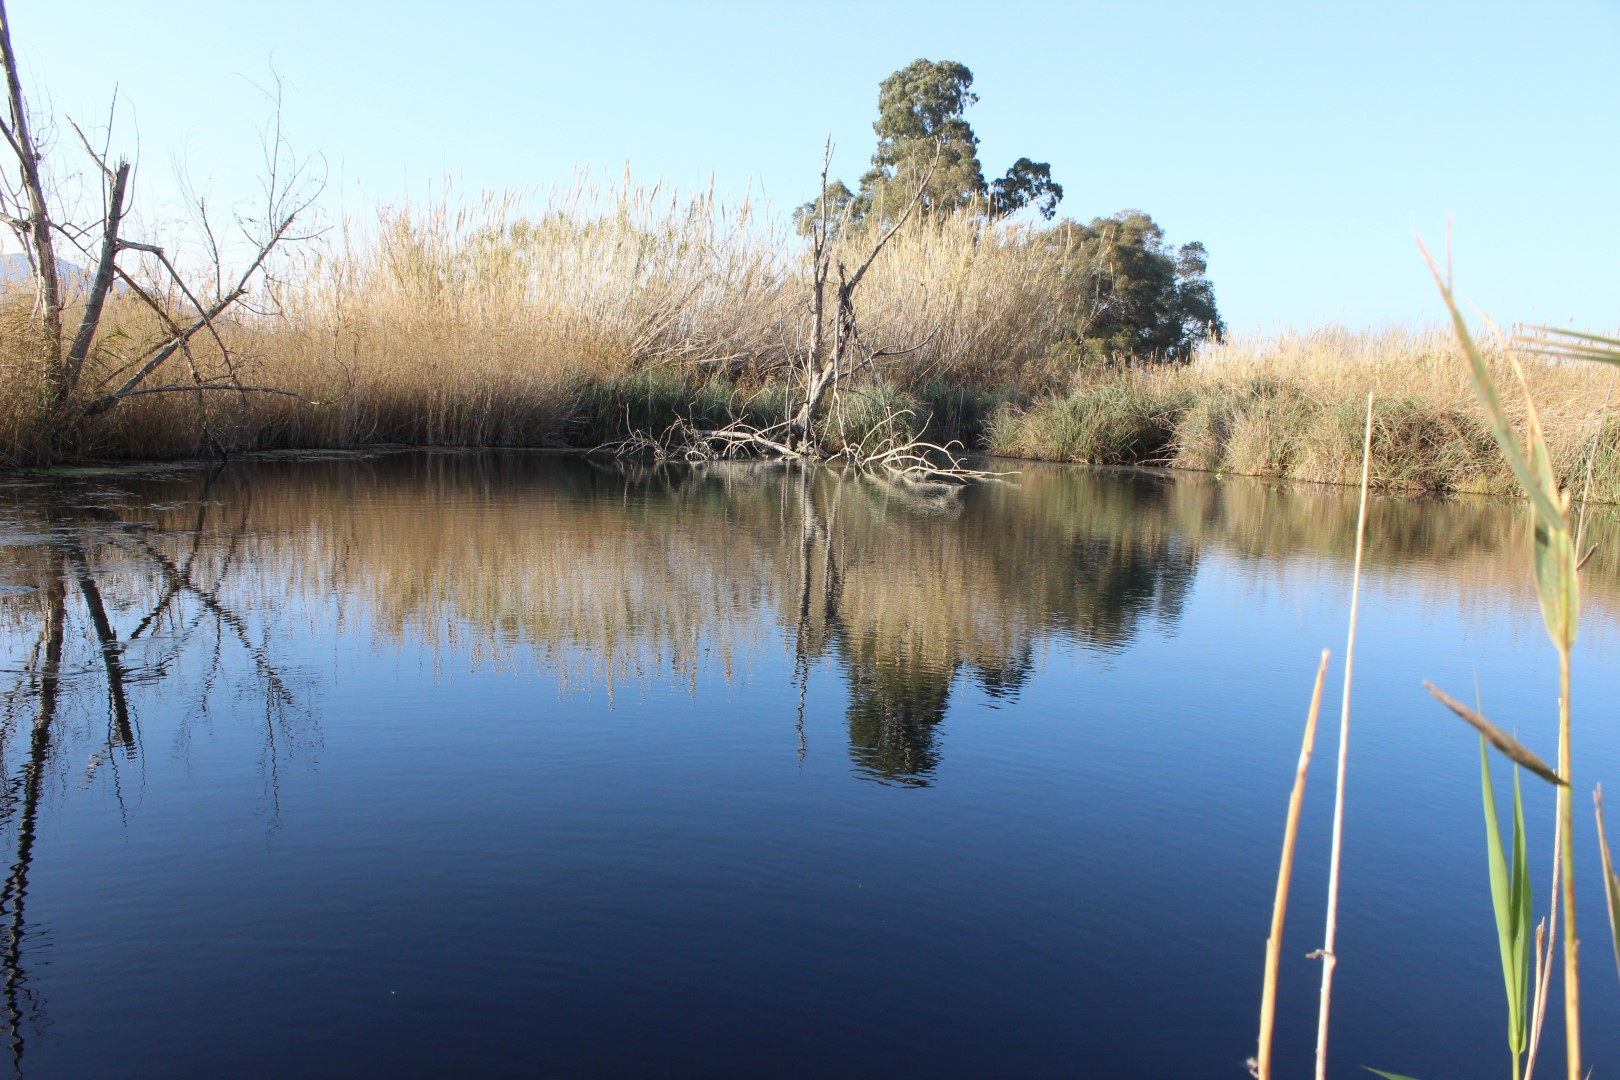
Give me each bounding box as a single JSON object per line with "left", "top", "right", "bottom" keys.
{"left": 8, "top": 0, "right": 1617, "bottom": 331}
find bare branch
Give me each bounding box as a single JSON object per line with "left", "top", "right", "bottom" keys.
{"left": 61, "top": 160, "right": 130, "bottom": 398}
{"left": 95, "top": 382, "right": 319, "bottom": 404}
{"left": 65, "top": 117, "right": 114, "bottom": 180}
{"left": 846, "top": 140, "right": 940, "bottom": 294}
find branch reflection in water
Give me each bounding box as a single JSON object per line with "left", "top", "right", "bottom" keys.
{"left": 0, "top": 472, "right": 316, "bottom": 1073}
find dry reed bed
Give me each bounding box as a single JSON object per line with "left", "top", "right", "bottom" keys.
{"left": 0, "top": 185, "right": 1614, "bottom": 499}
{"left": 990, "top": 328, "right": 1620, "bottom": 498}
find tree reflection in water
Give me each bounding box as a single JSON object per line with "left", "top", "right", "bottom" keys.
{"left": 0, "top": 473, "right": 312, "bottom": 1074}
{"left": 0, "top": 452, "right": 1600, "bottom": 1070}
{"left": 781, "top": 466, "right": 1199, "bottom": 786}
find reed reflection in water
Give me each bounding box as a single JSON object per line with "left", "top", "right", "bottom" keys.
{"left": 0, "top": 452, "right": 1616, "bottom": 1076}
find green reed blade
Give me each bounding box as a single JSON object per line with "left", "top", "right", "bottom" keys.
{"left": 1515, "top": 326, "right": 1620, "bottom": 365}
{"left": 1480, "top": 739, "right": 1520, "bottom": 1048}
{"left": 1481, "top": 737, "right": 1532, "bottom": 1060}
{"left": 1496, "top": 751, "right": 1522, "bottom": 1055}
{"left": 1421, "top": 263, "right": 1565, "bottom": 530}
{"left": 1522, "top": 326, "right": 1620, "bottom": 347}
{"left": 1596, "top": 786, "right": 1620, "bottom": 985}
{"left": 1364, "top": 1069, "right": 1423, "bottom": 1079}
{"left": 1532, "top": 519, "right": 1580, "bottom": 653}
{"left": 1516, "top": 344, "right": 1620, "bottom": 366}
{"left": 1522, "top": 396, "right": 1562, "bottom": 517}
{"left": 1426, "top": 683, "right": 1565, "bottom": 787}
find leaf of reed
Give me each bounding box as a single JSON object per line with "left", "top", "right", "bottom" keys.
{"left": 1363, "top": 1069, "right": 1423, "bottom": 1080}
{"left": 1522, "top": 383, "right": 1561, "bottom": 514}
{"left": 1517, "top": 344, "right": 1620, "bottom": 366}
{"left": 1431, "top": 286, "right": 1566, "bottom": 529}
{"left": 1596, "top": 785, "right": 1620, "bottom": 985}
{"left": 1532, "top": 517, "right": 1580, "bottom": 653}
{"left": 1480, "top": 738, "right": 1526, "bottom": 1054}
{"left": 1522, "top": 405, "right": 1563, "bottom": 532}
{"left": 1515, "top": 326, "right": 1620, "bottom": 366}
{"left": 1524, "top": 326, "right": 1620, "bottom": 347}
{"left": 1509, "top": 762, "right": 1531, "bottom": 1057}
{"left": 1425, "top": 682, "right": 1565, "bottom": 787}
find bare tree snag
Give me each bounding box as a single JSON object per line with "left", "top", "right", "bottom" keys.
{"left": 0, "top": 0, "right": 325, "bottom": 458}
{"left": 63, "top": 160, "right": 130, "bottom": 402}
{"left": 591, "top": 140, "right": 1000, "bottom": 482}
{"left": 0, "top": 0, "right": 63, "bottom": 395}
{"left": 785, "top": 142, "right": 935, "bottom": 454}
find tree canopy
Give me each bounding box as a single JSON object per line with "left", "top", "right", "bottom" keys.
{"left": 792, "top": 60, "right": 1221, "bottom": 365}
{"left": 796, "top": 58, "right": 1062, "bottom": 231}
{"left": 1048, "top": 211, "right": 1224, "bottom": 362}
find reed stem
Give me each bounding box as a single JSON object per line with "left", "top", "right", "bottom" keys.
{"left": 1524, "top": 821, "right": 1560, "bottom": 1080}
{"left": 1254, "top": 648, "right": 1331, "bottom": 1080}
{"left": 1311, "top": 393, "right": 1373, "bottom": 1078}
{"left": 1557, "top": 648, "right": 1579, "bottom": 1080}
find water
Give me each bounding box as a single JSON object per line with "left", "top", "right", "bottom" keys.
{"left": 0, "top": 451, "right": 1617, "bottom": 1078}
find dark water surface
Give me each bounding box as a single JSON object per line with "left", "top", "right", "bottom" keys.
{"left": 1, "top": 451, "right": 1618, "bottom": 1079}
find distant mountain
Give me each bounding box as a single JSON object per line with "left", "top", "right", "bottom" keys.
{"left": 0, "top": 253, "right": 99, "bottom": 295}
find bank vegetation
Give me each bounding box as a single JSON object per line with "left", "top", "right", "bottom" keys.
{"left": 3, "top": 183, "right": 1614, "bottom": 499}
{"left": 1, "top": 22, "right": 1611, "bottom": 497}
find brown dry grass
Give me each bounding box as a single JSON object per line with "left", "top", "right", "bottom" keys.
{"left": 993, "top": 328, "right": 1620, "bottom": 497}
{"left": 1, "top": 185, "right": 1615, "bottom": 500}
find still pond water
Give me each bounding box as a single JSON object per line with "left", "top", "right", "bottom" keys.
{"left": 1, "top": 451, "right": 1619, "bottom": 1078}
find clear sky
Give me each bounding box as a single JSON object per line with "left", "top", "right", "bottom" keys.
{"left": 7, "top": 0, "right": 1616, "bottom": 332}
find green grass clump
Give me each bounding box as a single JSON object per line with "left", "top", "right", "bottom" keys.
{"left": 818, "top": 384, "right": 926, "bottom": 455}
{"left": 1171, "top": 377, "right": 1315, "bottom": 476}
{"left": 1295, "top": 394, "right": 1501, "bottom": 493}
{"left": 987, "top": 384, "right": 1186, "bottom": 464}
{"left": 561, "top": 368, "right": 784, "bottom": 446}
{"left": 911, "top": 379, "right": 1008, "bottom": 447}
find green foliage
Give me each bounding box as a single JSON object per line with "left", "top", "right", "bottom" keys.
{"left": 912, "top": 379, "right": 1008, "bottom": 446}
{"left": 991, "top": 157, "right": 1063, "bottom": 221}
{"left": 1170, "top": 378, "right": 1310, "bottom": 474}
{"left": 791, "top": 179, "right": 866, "bottom": 239}
{"left": 1598, "top": 788, "right": 1620, "bottom": 986}
{"left": 819, "top": 383, "right": 925, "bottom": 454}
{"left": 987, "top": 384, "right": 1185, "bottom": 464}
{"left": 807, "top": 58, "right": 1062, "bottom": 227}
{"left": 564, "top": 370, "right": 780, "bottom": 446}
{"left": 1312, "top": 395, "right": 1498, "bottom": 493}
{"left": 861, "top": 58, "right": 985, "bottom": 218}
{"left": 1045, "top": 211, "right": 1224, "bottom": 363}
{"left": 1480, "top": 737, "right": 1533, "bottom": 1075}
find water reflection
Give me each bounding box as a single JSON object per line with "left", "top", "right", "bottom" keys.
{"left": 2, "top": 454, "right": 1615, "bottom": 798}
{"left": 0, "top": 454, "right": 1617, "bottom": 1072}
{"left": 0, "top": 475, "right": 315, "bottom": 1072}
{"left": 780, "top": 467, "right": 1201, "bottom": 784}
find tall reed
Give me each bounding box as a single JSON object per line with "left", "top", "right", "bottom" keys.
{"left": 2, "top": 182, "right": 1618, "bottom": 488}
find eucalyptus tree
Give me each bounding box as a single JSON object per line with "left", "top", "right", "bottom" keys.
{"left": 795, "top": 57, "right": 1063, "bottom": 232}
{"left": 1050, "top": 210, "right": 1224, "bottom": 363}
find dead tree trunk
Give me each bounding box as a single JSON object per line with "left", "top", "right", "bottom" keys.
{"left": 0, "top": 1, "right": 324, "bottom": 458}
{"left": 0, "top": 0, "right": 63, "bottom": 400}
{"left": 785, "top": 145, "right": 933, "bottom": 454}
{"left": 62, "top": 160, "right": 131, "bottom": 405}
